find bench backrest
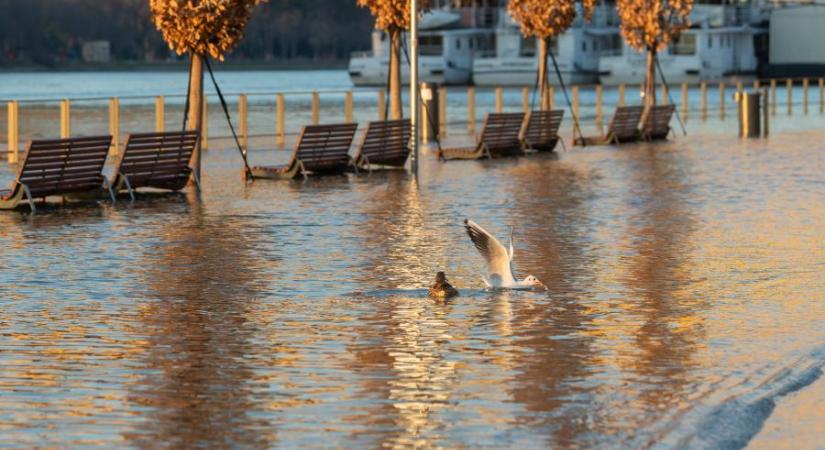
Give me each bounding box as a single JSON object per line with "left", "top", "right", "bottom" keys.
{"left": 357, "top": 119, "right": 411, "bottom": 166}
{"left": 117, "top": 131, "right": 199, "bottom": 189}
{"left": 521, "top": 110, "right": 564, "bottom": 147}
{"left": 294, "top": 123, "right": 358, "bottom": 172}
{"left": 479, "top": 113, "right": 525, "bottom": 153}
{"left": 608, "top": 106, "right": 644, "bottom": 140}
{"left": 641, "top": 104, "right": 675, "bottom": 139}
{"left": 17, "top": 135, "right": 112, "bottom": 198}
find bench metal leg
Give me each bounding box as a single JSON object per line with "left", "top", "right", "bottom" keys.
{"left": 349, "top": 157, "right": 360, "bottom": 175}
{"left": 21, "top": 183, "right": 35, "bottom": 214}
{"left": 191, "top": 172, "right": 202, "bottom": 192}
{"left": 363, "top": 155, "right": 372, "bottom": 175}
{"left": 559, "top": 137, "right": 568, "bottom": 153}
{"left": 102, "top": 178, "right": 116, "bottom": 204}
{"left": 120, "top": 173, "right": 135, "bottom": 203}
{"left": 298, "top": 161, "right": 308, "bottom": 180}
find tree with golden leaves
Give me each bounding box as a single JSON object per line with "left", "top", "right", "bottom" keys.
{"left": 508, "top": 0, "right": 594, "bottom": 110}
{"left": 357, "top": 0, "right": 430, "bottom": 120}
{"left": 149, "top": 0, "right": 266, "bottom": 181}
{"left": 616, "top": 0, "right": 692, "bottom": 111}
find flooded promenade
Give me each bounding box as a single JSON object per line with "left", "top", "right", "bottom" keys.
{"left": 1, "top": 78, "right": 824, "bottom": 448}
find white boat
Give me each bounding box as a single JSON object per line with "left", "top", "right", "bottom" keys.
{"left": 348, "top": 6, "right": 497, "bottom": 86}
{"left": 473, "top": 3, "right": 622, "bottom": 87}
{"left": 599, "top": 2, "right": 767, "bottom": 85}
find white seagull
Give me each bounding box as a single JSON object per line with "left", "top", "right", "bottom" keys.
{"left": 464, "top": 219, "right": 547, "bottom": 290}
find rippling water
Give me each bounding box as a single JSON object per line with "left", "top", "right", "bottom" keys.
{"left": 1, "top": 128, "right": 824, "bottom": 449}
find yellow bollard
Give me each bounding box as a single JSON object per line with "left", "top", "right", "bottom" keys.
{"left": 787, "top": 79, "right": 793, "bottom": 115}
{"left": 276, "top": 93, "right": 285, "bottom": 148}
{"left": 770, "top": 79, "right": 777, "bottom": 115}
{"left": 201, "top": 99, "right": 208, "bottom": 151}
{"left": 239, "top": 94, "right": 248, "bottom": 151}
{"left": 572, "top": 85, "right": 580, "bottom": 119}
{"left": 522, "top": 87, "right": 529, "bottom": 113}
{"left": 467, "top": 87, "right": 476, "bottom": 132}
{"left": 681, "top": 83, "right": 688, "bottom": 122}
{"left": 596, "top": 85, "right": 603, "bottom": 132}
{"left": 155, "top": 96, "right": 165, "bottom": 132}
{"left": 60, "top": 99, "right": 71, "bottom": 138}
{"left": 662, "top": 84, "right": 669, "bottom": 105}
{"left": 495, "top": 87, "right": 503, "bottom": 113}
{"left": 803, "top": 78, "right": 809, "bottom": 115}
{"left": 719, "top": 82, "right": 725, "bottom": 120}
{"left": 345, "top": 91, "right": 353, "bottom": 123}
{"left": 311, "top": 92, "right": 320, "bottom": 125}
{"left": 753, "top": 79, "right": 761, "bottom": 91}
{"left": 378, "top": 90, "right": 386, "bottom": 121}
{"left": 618, "top": 84, "right": 625, "bottom": 106}
{"left": 700, "top": 81, "right": 707, "bottom": 121}
{"left": 7, "top": 101, "right": 19, "bottom": 163}
{"left": 439, "top": 87, "right": 447, "bottom": 137}
{"left": 820, "top": 78, "right": 825, "bottom": 114}
{"left": 109, "top": 97, "right": 120, "bottom": 156}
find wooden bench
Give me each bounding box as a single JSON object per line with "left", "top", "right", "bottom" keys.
{"left": 353, "top": 119, "right": 411, "bottom": 171}
{"left": 250, "top": 123, "right": 358, "bottom": 179}
{"left": 641, "top": 104, "right": 676, "bottom": 141}
{"left": 112, "top": 130, "right": 200, "bottom": 200}
{"left": 439, "top": 112, "right": 525, "bottom": 160}
{"left": 0, "top": 135, "right": 114, "bottom": 212}
{"left": 576, "top": 105, "right": 643, "bottom": 146}
{"left": 520, "top": 110, "right": 565, "bottom": 152}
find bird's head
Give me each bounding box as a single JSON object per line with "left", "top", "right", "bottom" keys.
{"left": 435, "top": 271, "right": 447, "bottom": 283}
{"left": 524, "top": 275, "right": 547, "bottom": 291}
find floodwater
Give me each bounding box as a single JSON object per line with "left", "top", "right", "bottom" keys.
{"left": 1, "top": 115, "right": 825, "bottom": 448}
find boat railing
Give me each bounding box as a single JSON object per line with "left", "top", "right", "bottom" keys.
{"left": 350, "top": 50, "right": 373, "bottom": 59}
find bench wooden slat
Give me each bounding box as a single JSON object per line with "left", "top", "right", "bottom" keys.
{"left": 641, "top": 104, "right": 676, "bottom": 141}
{"left": 354, "top": 119, "right": 411, "bottom": 168}
{"left": 113, "top": 130, "right": 199, "bottom": 193}
{"left": 521, "top": 110, "right": 564, "bottom": 152}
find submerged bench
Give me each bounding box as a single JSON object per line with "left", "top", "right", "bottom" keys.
{"left": 576, "top": 105, "right": 644, "bottom": 146}
{"left": 353, "top": 119, "right": 411, "bottom": 171}
{"left": 641, "top": 104, "right": 676, "bottom": 141}
{"left": 439, "top": 112, "right": 525, "bottom": 160}
{"left": 520, "top": 110, "right": 565, "bottom": 152}
{"left": 0, "top": 135, "right": 114, "bottom": 212}
{"left": 112, "top": 130, "right": 200, "bottom": 200}
{"left": 250, "top": 123, "right": 358, "bottom": 179}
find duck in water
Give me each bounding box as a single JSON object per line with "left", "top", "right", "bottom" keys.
{"left": 428, "top": 271, "right": 459, "bottom": 299}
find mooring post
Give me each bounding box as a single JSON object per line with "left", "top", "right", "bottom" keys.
{"left": 467, "top": 87, "right": 476, "bottom": 132}
{"left": 787, "top": 79, "right": 793, "bottom": 115}
{"left": 60, "top": 99, "right": 71, "bottom": 138}
{"left": 547, "top": 86, "right": 554, "bottom": 110}
{"left": 311, "top": 92, "right": 320, "bottom": 125}
{"left": 572, "top": 86, "right": 580, "bottom": 120}
{"left": 681, "top": 83, "right": 688, "bottom": 122}
{"left": 276, "top": 93, "right": 285, "bottom": 147}
{"left": 820, "top": 78, "right": 825, "bottom": 114}
{"left": 239, "top": 94, "right": 248, "bottom": 151}
{"left": 719, "top": 82, "right": 725, "bottom": 120}
{"left": 378, "top": 90, "right": 386, "bottom": 121}
{"left": 596, "top": 84, "right": 603, "bottom": 133}
{"left": 345, "top": 91, "right": 353, "bottom": 123}
{"left": 201, "top": 99, "right": 208, "bottom": 150}
{"left": 109, "top": 97, "right": 120, "bottom": 156}
{"left": 803, "top": 78, "right": 809, "bottom": 114}
{"left": 618, "top": 84, "right": 625, "bottom": 107}
{"left": 763, "top": 87, "right": 770, "bottom": 138}
{"left": 439, "top": 86, "right": 447, "bottom": 137}
{"left": 770, "top": 79, "right": 777, "bottom": 115}
{"left": 7, "top": 100, "right": 19, "bottom": 164}
{"left": 701, "top": 81, "right": 707, "bottom": 120}
{"left": 522, "top": 87, "right": 529, "bottom": 113}
{"left": 495, "top": 87, "right": 503, "bottom": 113}
{"left": 662, "top": 83, "right": 669, "bottom": 105}
{"left": 155, "top": 96, "right": 165, "bottom": 132}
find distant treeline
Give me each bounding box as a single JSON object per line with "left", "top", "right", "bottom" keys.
{"left": 0, "top": 0, "right": 374, "bottom": 66}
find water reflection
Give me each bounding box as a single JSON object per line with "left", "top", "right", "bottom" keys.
{"left": 126, "top": 204, "right": 276, "bottom": 449}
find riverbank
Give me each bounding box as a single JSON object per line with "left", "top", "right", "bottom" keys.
{"left": 748, "top": 369, "right": 825, "bottom": 449}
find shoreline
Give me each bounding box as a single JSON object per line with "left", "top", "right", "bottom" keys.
{"left": 747, "top": 369, "right": 825, "bottom": 449}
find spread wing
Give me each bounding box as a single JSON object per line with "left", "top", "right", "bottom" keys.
{"left": 464, "top": 219, "right": 516, "bottom": 286}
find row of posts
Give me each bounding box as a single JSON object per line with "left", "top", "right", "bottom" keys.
{"left": 6, "top": 78, "right": 825, "bottom": 163}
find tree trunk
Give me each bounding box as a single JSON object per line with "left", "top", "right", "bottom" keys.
{"left": 389, "top": 29, "right": 403, "bottom": 120}
{"left": 538, "top": 37, "right": 549, "bottom": 111}
{"left": 645, "top": 46, "right": 657, "bottom": 112}
{"left": 188, "top": 53, "right": 205, "bottom": 187}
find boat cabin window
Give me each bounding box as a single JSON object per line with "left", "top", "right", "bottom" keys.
{"left": 708, "top": 35, "right": 712, "bottom": 49}
{"left": 520, "top": 36, "right": 536, "bottom": 57}
{"left": 671, "top": 33, "right": 696, "bottom": 55}
{"left": 420, "top": 35, "right": 443, "bottom": 56}
{"left": 457, "top": 38, "right": 461, "bottom": 50}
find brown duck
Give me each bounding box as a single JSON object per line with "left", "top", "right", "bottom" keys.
{"left": 428, "top": 271, "right": 459, "bottom": 299}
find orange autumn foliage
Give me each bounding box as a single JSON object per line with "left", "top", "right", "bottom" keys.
{"left": 356, "top": 0, "right": 431, "bottom": 33}
{"left": 150, "top": 0, "right": 268, "bottom": 60}
{"left": 507, "top": 0, "right": 595, "bottom": 39}
{"left": 616, "top": 0, "right": 692, "bottom": 52}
